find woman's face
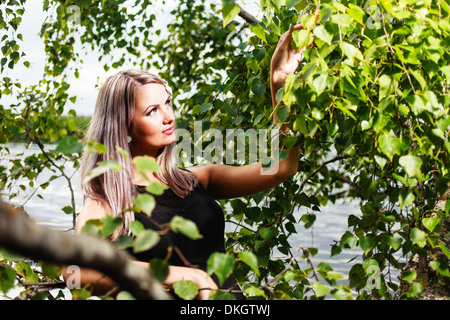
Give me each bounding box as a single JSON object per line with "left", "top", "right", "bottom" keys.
{"left": 129, "top": 83, "right": 176, "bottom": 157}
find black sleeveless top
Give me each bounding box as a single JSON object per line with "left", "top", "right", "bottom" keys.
{"left": 130, "top": 182, "right": 244, "bottom": 299}
{"left": 132, "top": 183, "right": 225, "bottom": 269}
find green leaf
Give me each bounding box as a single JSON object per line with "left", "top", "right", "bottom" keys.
{"left": 133, "top": 193, "right": 155, "bottom": 216}
{"left": 200, "top": 102, "right": 212, "bottom": 113}
{"left": 259, "top": 225, "right": 278, "bottom": 240}
{"left": 331, "top": 14, "right": 352, "bottom": 26}
{"left": 293, "top": 116, "right": 308, "bottom": 135}
{"left": 286, "top": 0, "right": 306, "bottom": 10}
{"left": 207, "top": 252, "right": 234, "bottom": 286}
{"left": 340, "top": 231, "right": 357, "bottom": 250}
{"left": 399, "top": 154, "right": 422, "bottom": 178}
{"left": 409, "top": 69, "right": 426, "bottom": 91}
{"left": 145, "top": 181, "right": 167, "bottom": 196}
{"left": 374, "top": 155, "right": 388, "bottom": 169}
{"left": 331, "top": 287, "right": 353, "bottom": 300}
{"left": 359, "top": 235, "right": 375, "bottom": 254}
{"left": 282, "top": 73, "right": 300, "bottom": 106}
{"left": 422, "top": 217, "right": 440, "bottom": 233}
{"left": 222, "top": 0, "right": 240, "bottom": 28}
{"left": 292, "top": 29, "right": 313, "bottom": 51}
{"left": 55, "top": 135, "right": 83, "bottom": 154}
{"left": 209, "top": 290, "right": 236, "bottom": 300}
{"left": 15, "top": 261, "right": 39, "bottom": 283}
{"left": 115, "top": 235, "right": 134, "bottom": 249}
{"left": 129, "top": 220, "right": 145, "bottom": 236}
{"left": 334, "top": 100, "right": 356, "bottom": 120}
{"left": 83, "top": 160, "right": 122, "bottom": 184}
{"left": 388, "top": 236, "right": 403, "bottom": 251}
{"left": 41, "top": 262, "right": 62, "bottom": 280}
{"left": 312, "top": 73, "right": 328, "bottom": 95}
{"left": 411, "top": 227, "right": 427, "bottom": 248}
{"left": 399, "top": 190, "right": 415, "bottom": 207}
{"left": 238, "top": 251, "right": 260, "bottom": 277}
{"left": 402, "top": 270, "right": 417, "bottom": 283}
{"left": 379, "top": 74, "right": 394, "bottom": 101}
{"left": 313, "top": 25, "right": 332, "bottom": 45}
{"left": 430, "top": 260, "right": 450, "bottom": 277}
{"left": 132, "top": 156, "right": 160, "bottom": 173}
{"left": 347, "top": 4, "right": 365, "bottom": 26}
{"left": 378, "top": 130, "right": 405, "bottom": 160}
{"left": 0, "top": 264, "right": 16, "bottom": 294}
{"left": 101, "top": 215, "right": 123, "bottom": 237}
{"left": 439, "top": 242, "right": 450, "bottom": 258}
{"left": 170, "top": 216, "right": 202, "bottom": 240}
{"left": 251, "top": 83, "right": 266, "bottom": 98}
{"left": 312, "top": 281, "right": 331, "bottom": 297}
{"left": 339, "top": 42, "right": 363, "bottom": 61}
{"left": 116, "top": 291, "right": 135, "bottom": 300}
{"left": 173, "top": 280, "right": 199, "bottom": 300}
{"left": 133, "top": 229, "right": 160, "bottom": 253}
{"left": 276, "top": 104, "right": 290, "bottom": 123}
{"left": 250, "top": 23, "right": 267, "bottom": 43}
{"left": 61, "top": 205, "right": 73, "bottom": 214}
{"left": 149, "top": 258, "right": 169, "bottom": 283}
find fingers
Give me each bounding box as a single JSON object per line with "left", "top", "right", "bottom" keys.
{"left": 291, "top": 24, "right": 304, "bottom": 32}
{"left": 279, "top": 24, "right": 305, "bottom": 50}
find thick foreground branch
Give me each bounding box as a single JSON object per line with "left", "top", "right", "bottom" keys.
{"left": 0, "top": 198, "right": 171, "bottom": 300}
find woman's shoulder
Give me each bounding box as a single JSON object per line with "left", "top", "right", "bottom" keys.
{"left": 74, "top": 197, "right": 109, "bottom": 234}
{"left": 184, "top": 165, "right": 212, "bottom": 190}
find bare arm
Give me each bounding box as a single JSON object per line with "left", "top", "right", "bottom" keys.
{"left": 190, "top": 25, "right": 306, "bottom": 200}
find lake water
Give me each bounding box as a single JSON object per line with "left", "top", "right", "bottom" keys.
{"left": 2, "top": 143, "right": 398, "bottom": 298}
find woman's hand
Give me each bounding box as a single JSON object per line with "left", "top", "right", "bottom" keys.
{"left": 166, "top": 265, "right": 218, "bottom": 300}
{"left": 270, "top": 24, "right": 307, "bottom": 86}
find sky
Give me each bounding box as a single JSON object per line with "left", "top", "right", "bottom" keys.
{"left": 4, "top": 0, "right": 260, "bottom": 116}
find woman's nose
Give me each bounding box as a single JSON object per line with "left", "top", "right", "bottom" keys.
{"left": 162, "top": 108, "right": 174, "bottom": 124}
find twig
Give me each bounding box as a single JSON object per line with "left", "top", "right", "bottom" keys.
{"left": 237, "top": 3, "right": 259, "bottom": 24}
{"left": 299, "top": 155, "right": 348, "bottom": 192}
{"left": 260, "top": 245, "right": 320, "bottom": 293}
{"left": 22, "top": 100, "right": 78, "bottom": 228}
{"left": 378, "top": 0, "right": 416, "bottom": 94}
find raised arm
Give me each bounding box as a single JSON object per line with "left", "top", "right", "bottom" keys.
{"left": 270, "top": 24, "right": 307, "bottom": 116}
{"left": 190, "top": 25, "right": 306, "bottom": 199}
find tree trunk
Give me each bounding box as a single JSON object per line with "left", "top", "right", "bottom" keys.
{"left": 0, "top": 197, "right": 171, "bottom": 300}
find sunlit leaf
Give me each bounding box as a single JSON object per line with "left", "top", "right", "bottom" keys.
{"left": 173, "top": 280, "right": 199, "bottom": 300}
{"left": 207, "top": 252, "right": 234, "bottom": 286}
{"left": 170, "top": 216, "right": 202, "bottom": 240}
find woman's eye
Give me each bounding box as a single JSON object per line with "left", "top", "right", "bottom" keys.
{"left": 165, "top": 98, "right": 172, "bottom": 106}
{"left": 146, "top": 107, "right": 157, "bottom": 116}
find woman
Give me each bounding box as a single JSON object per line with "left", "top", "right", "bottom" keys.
{"left": 65, "top": 25, "right": 305, "bottom": 300}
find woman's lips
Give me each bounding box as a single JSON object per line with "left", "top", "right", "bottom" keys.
{"left": 163, "top": 126, "right": 174, "bottom": 135}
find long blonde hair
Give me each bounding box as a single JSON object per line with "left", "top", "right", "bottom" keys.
{"left": 81, "top": 69, "right": 197, "bottom": 239}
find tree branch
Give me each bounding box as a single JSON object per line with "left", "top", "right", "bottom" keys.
{"left": 238, "top": 5, "right": 259, "bottom": 24}
{"left": 0, "top": 198, "right": 171, "bottom": 300}
{"left": 299, "top": 156, "right": 349, "bottom": 192}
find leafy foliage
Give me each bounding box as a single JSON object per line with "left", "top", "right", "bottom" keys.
{"left": 1, "top": 0, "right": 450, "bottom": 300}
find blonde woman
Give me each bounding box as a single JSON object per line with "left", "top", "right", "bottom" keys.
{"left": 65, "top": 25, "right": 305, "bottom": 300}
